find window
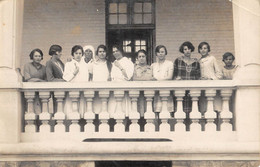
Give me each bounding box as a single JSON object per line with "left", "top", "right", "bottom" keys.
{"left": 107, "top": 0, "right": 155, "bottom": 25}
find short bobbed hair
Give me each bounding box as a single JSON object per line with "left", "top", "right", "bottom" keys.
{"left": 222, "top": 52, "right": 235, "bottom": 61}
{"left": 179, "top": 41, "right": 195, "bottom": 53}
{"left": 96, "top": 44, "right": 107, "bottom": 55}
{"left": 29, "top": 48, "right": 43, "bottom": 60}
{"left": 71, "top": 45, "right": 84, "bottom": 56}
{"left": 198, "top": 42, "right": 210, "bottom": 53}
{"left": 112, "top": 45, "right": 124, "bottom": 54}
{"left": 49, "top": 45, "right": 62, "bottom": 56}
{"left": 155, "top": 45, "right": 167, "bottom": 55}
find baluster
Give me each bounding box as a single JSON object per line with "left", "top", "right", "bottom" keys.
{"left": 24, "top": 91, "right": 36, "bottom": 132}
{"left": 220, "top": 89, "right": 233, "bottom": 131}
{"left": 129, "top": 90, "right": 140, "bottom": 133}
{"left": 84, "top": 90, "right": 95, "bottom": 133}
{"left": 114, "top": 90, "right": 125, "bottom": 132}
{"left": 53, "top": 91, "right": 65, "bottom": 132}
{"left": 39, "top": 91, "right": 51, "bottom": 132}
{"left": 67, "top": 91, "right": 80, "bottom": 132}
{"left": 144, "top": 90, "right": 155, "bottom": 132}
{"left": 159, "top": 90, "right": 171, "bottom": 132}
{"left": 174, "top": 90, "right": 186, "bottom": 132}
{"left": 190, "top": 90, "right": 202, "bottom": 131}
{"left": 205, "top": 89, "right": 217, "bottom": 131}
{"left": 99, "top": 90, "right": 110, "bottom": 133}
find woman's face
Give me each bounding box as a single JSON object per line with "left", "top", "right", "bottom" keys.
{"left": 97, "top": 48, "right": 106, "bottom": 60}
{"left": 199, "top": 44, "right": 209, "bottom": 56}
{"left": 183, "top": 46, "right": 191, "bottom": 57}
{"left": 73, "top": 49, "right": 83, "bottom": 62}
{"left": 157, "top": 47, "right": 166, "bottom": 61}
{"left": 113, "top": 47, "right": 123, "bottom": 60}
{"left": 32, "top": 51, "right": 42, "bottom": 64}
{"left": 224, "top": 55, "right": 234, "bottom": 66}
{"left": 137, "top": 52, "right": 147, "bottom": 65}
{"left": 84, "top": 49, "right": 93, "bottom": 61}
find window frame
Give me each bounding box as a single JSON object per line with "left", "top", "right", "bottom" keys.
{"left": 106, "top": 0, "right": 155, "bottom": 29}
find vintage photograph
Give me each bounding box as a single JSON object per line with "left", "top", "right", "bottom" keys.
{"left": 0, "top": 0, "right": 259, "bottom": 166}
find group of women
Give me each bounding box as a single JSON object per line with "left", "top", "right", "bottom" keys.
{"left": 23, "top": 41, "right": 237, "bottom": 82}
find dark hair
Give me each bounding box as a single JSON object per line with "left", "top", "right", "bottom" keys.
{"left": 49, "top": 45, "right": 62, "bottom": 56}
{"left": 222, "top": 52, "right": 235, "bottom": 61}
{"left": 112, "top": 45, "right": 124, "bottom": 54}
{"left": 179, "top": 41, "right": 195, "bottom": 53}
{"left": 96, "top": 44, "right": 107, "bottom": 56}
{"left": 137, "top": 49, "right": 147, "bottom": 57}
{"left": 71, "top": 45, "right": 83, "bottom": 56}
{"left": 29, "top": 48, "right": 43, "bottom": 60}
{"left": 198, "top": 42, "right": 210, "bottom": 53}
{"left": 155, "top": 45, "right": 167, "bottom": 55}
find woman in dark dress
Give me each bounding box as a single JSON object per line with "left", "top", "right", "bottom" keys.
{"left": 173, "top": 41, "right": 200, "bottom": 80}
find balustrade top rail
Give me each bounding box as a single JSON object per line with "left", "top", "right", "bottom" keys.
{"left": 20, "top": 80, "right": 236, "bottom": 91}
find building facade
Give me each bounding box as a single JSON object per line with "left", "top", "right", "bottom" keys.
{"left": 0, "top": 0, "right": 260, "bottom": 166}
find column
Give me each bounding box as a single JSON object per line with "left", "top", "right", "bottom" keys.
{"left": 129, "top": 90, "right": 140, "bottom": 133}
{"left": 99, "top": 90, "right": 110, "bottom": 133}
{"left": 68, "top": 91, "right": 80, "bottom": 132}
{"left": 144, "top": 90, "right": 155, "bottom": 132}
{"left": 24, "top": 91, "right": 36, "bottom": 133}
{"left": 0, "top": 0, "right": 24, "bottom": 143}
{"left": 114, "top": 90, "right": 125, "bottom": 132}
{"left": 84, "top": 90, "right": 95, "bottom": 133}
{"left": 159, "top": 90, "right": 171, "bottom": 132}
{"left": 190, "top": 90, "right": 202, "bottom": 131}
{"left": 39, "top": 91, "right": 51, "bottom": 132}
{"left": 205, "top": 89, "right": 217, "bottom": 131}
{"left": 174, "top": 90, "right": 186, "bottom": 132}
{"left": 53, "top": 91, "right": 65, "bottom": 132}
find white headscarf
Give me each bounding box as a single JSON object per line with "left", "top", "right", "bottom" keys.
{"left": 83, "top": 45, "right": 96, "bottom": 61}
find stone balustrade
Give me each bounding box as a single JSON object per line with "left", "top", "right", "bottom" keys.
{"left": 20, "top": 81, "right": 236, "bottom": 142}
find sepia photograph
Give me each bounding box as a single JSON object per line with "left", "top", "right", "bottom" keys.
{"left": 0, "top": 0, "right": 259, "bottom": 166}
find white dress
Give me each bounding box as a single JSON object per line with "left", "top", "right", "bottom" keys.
{"left": 111, "top": 57, "right": 134, "bottom": 81}
{"left": 151, "top": 60, "right": 173, "bottom": 80}
{"left": 63, "top": 58, "right": 90, "bottom": 82}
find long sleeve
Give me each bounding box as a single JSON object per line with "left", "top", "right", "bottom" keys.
{"left": 63, "top": 62, "right": 76, "bottom": 82}
{"left": 195, "top": 62, "right": 201, "bottom": 80}
{"left": 165, "top": 61, "right": 174, "bottom": 80}
{"left": 173, "top": 59, "right": 179, "bottom": 80}
{"left": 123, "top": 60, "right": 134, "bottom": 80}
{"left": 213, "top": 57, "right": 223, "bottom": 79}
{"left": 23, "top": 63, "right": 31, "bottom": 81}
{"left": 46, "top": 61, "right": 64, "bottom": 82}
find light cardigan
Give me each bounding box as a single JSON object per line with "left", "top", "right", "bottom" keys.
{"left": 199, "top": 55, "right": 223, "bottom": 80}
{"left": 111, "top": 57, "right": 134, "bottom": 81}
{"left": 63, "top": 58, "right": 90, "bottom": 82}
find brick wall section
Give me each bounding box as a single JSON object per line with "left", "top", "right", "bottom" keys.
{"left": 156, "top": 0, "right": 234, "bottom": 66}
{"left": 21, "top": 0, "right": 234, "bottom": 69}
{"left": 21, "top": 0, "right": 105, "bottom": 69}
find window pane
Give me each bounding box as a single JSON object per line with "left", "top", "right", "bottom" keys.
{"left": 144, "top": 14, "right": 152, "bottom": 24}
{"left": 126, "top": 46, "right": 131, "bottom": 53}
{"left": 118, "top": 14, "right": 127, "bottom": 24}
{"left": 109, "top": 3, "right": 117, "bottom": 13}
{"left": 134, "top": 14, "right": 142, "bottom": 24}
{"left": 134, "top": 3, "right": 142, "bottom": 13}
{"left": 135, "top": 40, "right": 140, "bottom": 45}
{"left": 109, "top": 14, "right": 118, "bottom": 24}
{"left": 141, "top": 46, "right": 146, "bottom": 51}
{"left": 119, "top": 3, "right": 127, "bottom": 13}
{"left": 143, "top": 3, "right": 152, "bottom": 13}
{"left": 141, "top": 40, "right": 146, "bottom": 45}
{"left": 135, "top": 46, "right": 141, "bottom": 52}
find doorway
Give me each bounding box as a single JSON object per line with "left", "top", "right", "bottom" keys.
{"left": 107, "top": 29, "right": 154, "bottom": 64}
